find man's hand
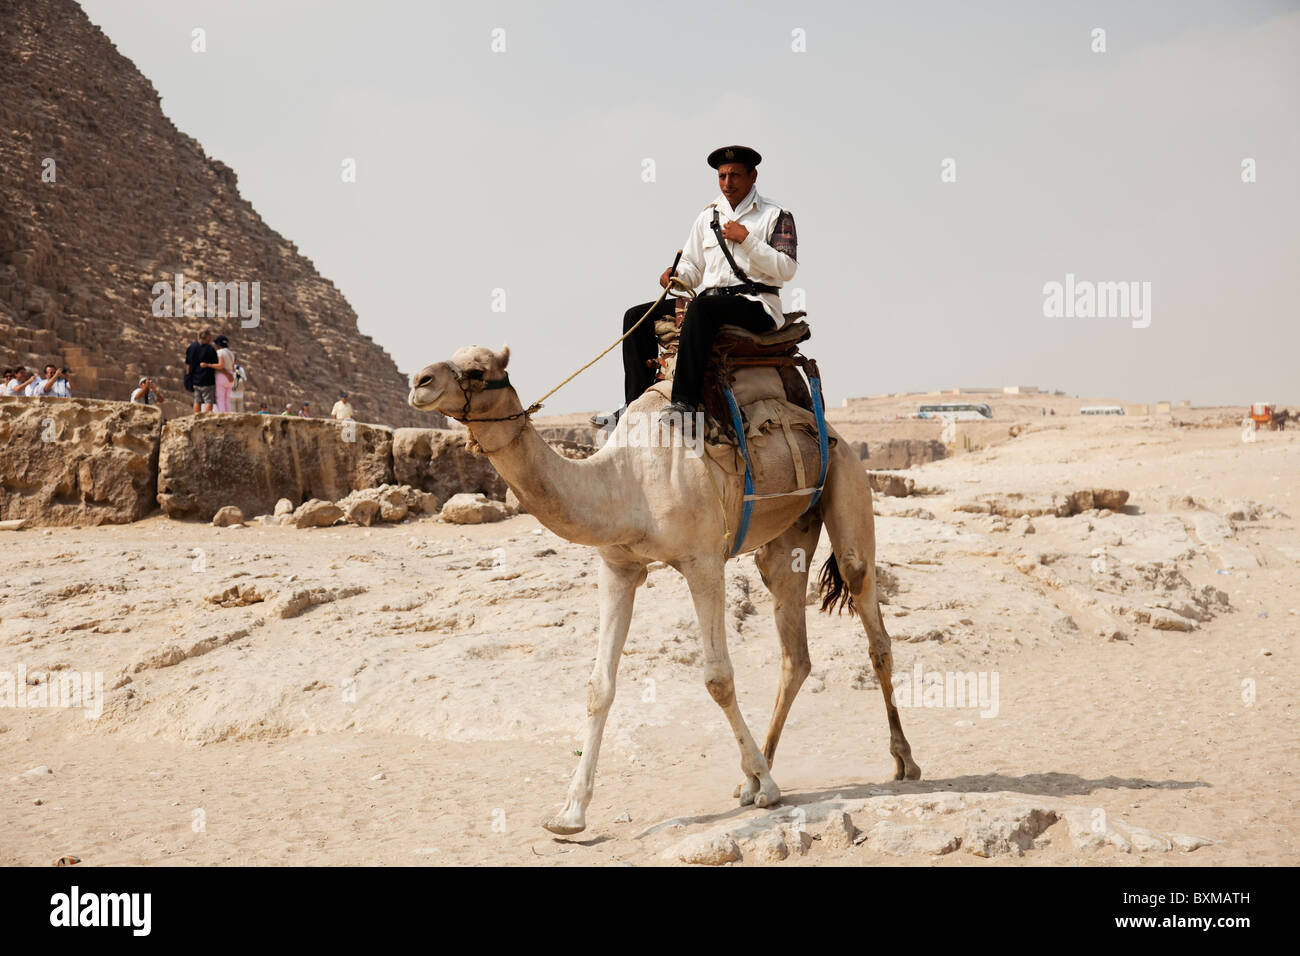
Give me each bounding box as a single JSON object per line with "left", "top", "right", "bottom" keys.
{"left": 720, "top": 220, "right": 749, "bottom": 243}
{"left": 659, "top": 267, "right": 674, "bottom": 289}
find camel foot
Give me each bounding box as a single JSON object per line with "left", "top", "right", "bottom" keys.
{"left": 737, "top": 770, "right": 780, "bottom": 807}
{"left": 892, "top": 753, "right": 923, "bottom": 781}
{"left": 541, "top": 808, "right": 587, "bottom": 835}
{"left": 737, "top": 777, "right": 760, "bottom": 806}
{"left": 754, "top": 776, "right": 781, "bottom": 808}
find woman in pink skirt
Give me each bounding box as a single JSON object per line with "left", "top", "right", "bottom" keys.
{"left": 212, "top": 335, "right": 236, "bottom": 412}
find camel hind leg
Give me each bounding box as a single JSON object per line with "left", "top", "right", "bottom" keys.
{"left": 818, "top": 445, "right": 922, "bottom": 781}
{"left": 732, "top": 514, "right": 822, "bottom": 804}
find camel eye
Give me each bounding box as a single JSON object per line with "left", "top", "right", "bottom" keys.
{"left": 464, "top": 369, "right": 485, "bottom": 381}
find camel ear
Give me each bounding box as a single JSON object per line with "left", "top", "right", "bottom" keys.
{"left": 495, "top": 344, "right": 510, "bottom": 369}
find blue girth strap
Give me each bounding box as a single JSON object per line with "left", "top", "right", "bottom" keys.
{"left": 805, "top": 371, "right": 829, "bottom": 514}
{"left": 723, "top": 385, "right": 755, "bottom": 557}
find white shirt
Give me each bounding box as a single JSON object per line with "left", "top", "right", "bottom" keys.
{"left": 25, "top": 375, "right": 72, "bottom": 398}
{"left": 671, "top": 186, "right": 798, "bottom": 324}
{"left": 217, "top": 347, "right": 235, "bottom": 382}
{"left": 331, "top": 400, "right": 354, "bottom": 420}
{"left": 1, "top": 377, "right": 24, "bottom": 396}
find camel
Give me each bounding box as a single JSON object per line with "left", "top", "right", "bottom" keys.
{"left": 409, "top": 344, "right": 920, "bottom": 834}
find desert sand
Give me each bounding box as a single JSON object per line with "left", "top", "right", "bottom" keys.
{"left": 2, "top": 401, "right": 1296, "bottom": 866}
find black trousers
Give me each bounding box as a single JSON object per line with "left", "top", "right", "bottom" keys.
{"left": 621, "top": 293, "right": 774, "bottom": 407}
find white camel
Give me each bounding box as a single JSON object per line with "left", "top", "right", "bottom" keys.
{"left": 409, "top": 345, "right": 920, "bottom": 834}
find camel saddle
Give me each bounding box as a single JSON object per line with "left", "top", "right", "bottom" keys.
{"left": 653, "top": 310, "right": 816, "bottom": 432}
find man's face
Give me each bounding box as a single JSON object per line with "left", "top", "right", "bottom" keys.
{"left": 45, "top": 365, "right": 56, "bottom": 378}
{"left": 717, "top": 162, "right": 758, "bottom": 209}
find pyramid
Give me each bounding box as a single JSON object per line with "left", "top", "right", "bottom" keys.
{"left": 0, "top": 0, "right": 444, "bottom": 427}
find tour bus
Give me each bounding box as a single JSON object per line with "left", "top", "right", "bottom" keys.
{"left": 917, "top": 403, "right": 993, "bottom": 421}
{"left": 1080, "top": 406, "right": 1125, "bottom": 416}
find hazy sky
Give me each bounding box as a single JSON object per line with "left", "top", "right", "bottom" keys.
{"left": 78, "top": 0, "right": 1300, "bottom": 411}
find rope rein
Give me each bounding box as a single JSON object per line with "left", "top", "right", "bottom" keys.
{"left": 523, "top": 276, "right": 694, "bottom": 417}
{"left": 449, "top": 276, "right": 694, "bottom": 427}
{"left": 446, "top": 269, "right": 740, "bottom": 553}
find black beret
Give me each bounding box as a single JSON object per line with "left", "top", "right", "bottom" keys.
{"left": 707, "top": 145, "right": 762, "bottom": 169}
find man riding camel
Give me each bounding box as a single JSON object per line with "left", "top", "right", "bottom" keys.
{"left": 592, "top": 145, "right": 798, "bottom": 429}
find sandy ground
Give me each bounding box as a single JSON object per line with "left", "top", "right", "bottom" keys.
{"left": 1, "top": 407, "right": 1296, "bottom": 866}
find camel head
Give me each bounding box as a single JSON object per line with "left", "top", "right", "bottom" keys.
{"left": 408, "top": 344, "right": 515, "bottom": 422}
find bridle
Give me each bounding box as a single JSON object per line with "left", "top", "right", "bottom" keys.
{"left": 434, "top": 360, "right": 529, "bottom": 453}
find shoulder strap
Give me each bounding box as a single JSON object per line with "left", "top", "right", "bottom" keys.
{"left": 709, "top": 206, "right": 754, "bottom": 286}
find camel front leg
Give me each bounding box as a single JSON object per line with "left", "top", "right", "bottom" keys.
{"left": 681, "top": 558, "right": 781, "bottom": 808}
{"left": 542, "top": 557, "right": 646, "bottom": 835}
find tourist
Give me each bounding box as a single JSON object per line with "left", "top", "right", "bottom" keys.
{"left": 0, "top": 366, "right": 23, "bottom": 395}
{"left": 205, "top": 334, "right": 236, "bottom": 412}
{"left": 1, "top": 367, "right": 32, "bottom": 396}
{"left": 185, "top": 329, "right": 217, "bottom": 414}
{"left": 256, "top": 401, "right": 268, "bottom": 415}
{"left": 331, "top": 391, "right": 354, "bottom": 420}
{"left": 131, "top": 377, "right": 161, "bottom": 405}
{"left": 26, "top": 364, "right": 73, "bottom": 398}
{"left": 229, "top": 361, "right": 249, "bottom": 413}
{"left": 298, "top": 403, "right": 312, "bottom": 418}
{"left": 281, "top": 402, "right": 294, "bottom": 416}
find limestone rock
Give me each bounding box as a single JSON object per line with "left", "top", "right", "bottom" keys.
{"left": 440, "top": 492, "right": 508, "bottom": 525}
{"left": 336, "top": 484, "right": 434, "bottom": 524}
{"left": 267, "top": 585, "right": 366, "bottom": 620}
{"left": 211, "top": 505, "right": 244, "bottom": 527}
{"left": 867, "top": 472, "right": 915, "bottom": 498}
{"left": 662, "top": 830, "right": 742, "bottom": 866}
{"left": 738, "top": 827, "right": 789, "bottom": 863}
{"left": 158, "top": 416, "right": 392, "bottom": 522}
{"left": 853, "top": 439, "right": 946, "bottom": 470}
{"left": 956, "top": 489, "right": 1129, "bottom": 519}
{"left": 961, "top": 806, "right": 1057, "bottom": 857}
{"left": 867, "top": 820, "right": 961, "bottom": 856}
{"left": 392, "top": 428, "right": 506, "bottom": 504}
{"left": 820, "top": 810, "right": 858, "bottom": 849}
{"left": 344, "top": 498, "right": 380, "bottom": 527}
{"left": 379, "top": 488, "right": 409, "bottom": 522}
{"left": 292, "top": 499, "right": 343, "bottom": 529}
{"left": 0, "top": 397, "right": 161, "bottom": 526}
{"left": 274, "top": 498, "right": 294, "bottom": 516}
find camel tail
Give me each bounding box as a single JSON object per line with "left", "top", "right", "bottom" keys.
{"left": 818, "top": 554, "right": 856, "bottom": 615}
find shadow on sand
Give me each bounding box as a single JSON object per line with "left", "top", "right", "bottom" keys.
{"left": 633, "top": 771, "right": 1210, "bottom": 839}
